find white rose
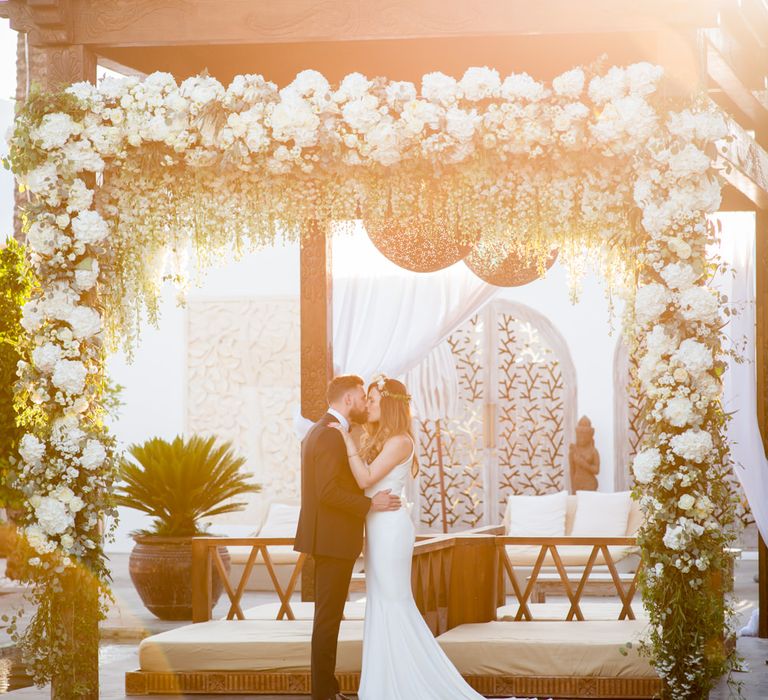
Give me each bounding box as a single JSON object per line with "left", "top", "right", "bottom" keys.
{"left": 80, "top": 439, "right": 107, "bottom": 471}
{"left": 32, "top": 342, "right": 62, "bottom": 373}
{"left": 459, "top": 66, "right": 501, "bottom": 101}
{"left": 662, "top": 523, "right": 685, "bottom": 551}
{"left": 52, "top": 359, "right": 88, "bottom": 395}
{"left": 660, "top": 262, "right": 698, "bottom": 290}
{"left": 632, "top": 447, "right": 661, "bottom": 484}
{"left": 678, "top": 494, "right": 696, "bottom": 511}
{"left": 19, "top": 433, "right": 46, "bottom": 466}
{"left": 552, "top": 68, "right": 585, "bottom": 97}
{"left": 71, "top": 210, "right": 109, "bottom": 245}
{"left": 667, "top": 237, "right": 692, "bottom": 259}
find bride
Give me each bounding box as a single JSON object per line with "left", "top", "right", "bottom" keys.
{"left": 331, "top": 374, "right": 493, "bottom": 700}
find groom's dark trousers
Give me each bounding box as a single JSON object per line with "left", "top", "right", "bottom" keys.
{"left": 294, "top": 413, "right": 371, "bottom": 700}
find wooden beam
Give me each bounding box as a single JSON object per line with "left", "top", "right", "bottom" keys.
{"left": 5, "top": 0, "right": 725, "bottom": 48}
{"left": 714, "top": 114, "right": 768, "bottom": 210}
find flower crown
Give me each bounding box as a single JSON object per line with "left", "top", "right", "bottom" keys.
{"left": 372, "top": 372, "right": 411, "bottom": 402}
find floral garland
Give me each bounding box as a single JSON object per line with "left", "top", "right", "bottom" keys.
{"left": 6, "top": 63, "right": 736, "bottom": 697}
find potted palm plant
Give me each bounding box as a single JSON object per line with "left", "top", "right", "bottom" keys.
{"left": 115, "top": 434, "right": 260, "bottom": 620}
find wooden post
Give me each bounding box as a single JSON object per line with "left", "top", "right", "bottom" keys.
{"left": 756, "top": 201, "right": 768, "bottom": 638}
{"left": 447, "top": 535, "right": 497, "bottom": 629}
{"left": 191, "top": 539, "right": 213, "bottom": 623}
{"left": 300, "top": 220, "right": 334, "bottom": 601}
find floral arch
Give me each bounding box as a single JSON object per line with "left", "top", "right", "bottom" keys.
{"left": 8, "top": 63, "right": 737, "bottom": 698}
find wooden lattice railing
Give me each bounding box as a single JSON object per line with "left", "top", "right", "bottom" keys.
{"left": 496, "top": 536, "right": 642, "bottom": 621}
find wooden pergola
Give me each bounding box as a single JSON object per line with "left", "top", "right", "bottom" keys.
{"left": 2, "top": 0, "right": 768, "bottom": 638}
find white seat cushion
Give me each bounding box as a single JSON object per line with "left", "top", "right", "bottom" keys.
{"left": 571, "top": 490, "right": 632, "bottom": 537}
{"left": 259, "top": 503, "right": 301, "bottom": 537}
{"left": 505, "top": 490, "right": 568, "bottom": 537}
{"left": 227, "top": 545, "right": 300, "bottom": 565}
{"left": 504, "top": 544, "right": 635, "bottom": 567}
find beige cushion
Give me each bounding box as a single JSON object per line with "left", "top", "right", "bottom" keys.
{"left": 233, "top": 601, "right": 366, "bottom": 620}
{"left": 497, "top": 602, "right": 649, "bottom": 621}
{"left": 437, "top": 621, "right": 655, "bottom": 678}
{"left": 259, "top": 502, "right": 301, "bottom": 537}
{"left": 139, "top": 620, "right": 363, "bottom": 672}
{"left": 571, "top": 491, "right": 632, "bottom": 537}
{"left": 505, "top": 491, "right": 568, "bottom": 537}
{"left": 227, "top": 545, "right": 300, "bottom": 565}
{"left": 504, "top": 544, "right": 635, "bottom": 567}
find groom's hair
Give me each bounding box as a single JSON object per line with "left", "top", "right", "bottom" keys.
{"left": 327, "top": 374, "right": 365, "bottom": 404}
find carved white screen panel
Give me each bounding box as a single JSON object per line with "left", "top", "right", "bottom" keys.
{"left": 186, "top": 298, "right": 301, "bottom": 525}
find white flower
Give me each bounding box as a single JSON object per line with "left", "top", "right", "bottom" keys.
{"left": 696, "top": 373, "right": 720, "bottom": 402}
{"left": 660, "top": 262, "right": 698, "bottom": 290}
{"left": 678, "top": 286, "right": 719, "bottom": 324}
{"left": 66, "top": 305, "right": 102, "bottom": 338}
{"left": 66, "top": 178, "right": 95, "bottom": 213}
{"left": 678, "top": 493, "right": 696, "bottom": 511}
{"left": 52, "top": 359, "right": 88, "bottom": 395}
{"left": 61, "top": 139, "right": 105, "bottom": 173}
{"left": 552, "top": 68, "right": 585, "bottom": 97}
{"left": 632, "top": 447, "right": 661, "bottom": 484}
{"left": 635, "top": 283, "right": 670, "bottom": 325}
{"left": 51, "top": 485, "right": 75, "bottom": 506}
{"left": 35, "top": 496, "right": 74, "bottom": 535}
{"left": 74, "top": 258, "right": 100, "bottom": 292}
{"left": 588, "top": 66, "right": 626, "bottom": 104}
{"left": 269, "top": 93, "right": 320, "bottom": 147}
{"left": 180, "top": 75, "right": 224, "bottom": 105}
{"left": 69, "top": 496, "right": 85, "bottom": 513}
{"left": 66, "top": 81, "right": 97, "bottom": 103}
{"left": 666, "top": 144, "right": 710, "bottom": 178}
{"left": 25, "top": 524, "right": 56, "bottom": 555}
{"left": 663, "top": 523, "right": 686, "bottom": 550}
{"left": 445, "top": 107, "right": 477, "bottom": 143}
{"left": 32, "top": 342, "right": 62, "bottom": 373}
{"left": 646, "top": 324, "right": 678, "bottom": 356}
{"left": 670, "top": 429, "right": 714, "bottom": 463}
{"left": 626, "top": 62, "right": 664, "bottom": 96}
{"left": 80, "top": 439, "right": 107, "bottom": 471}
{"left": 672, "top": 338, "right": 713, "bottom": 374}
{"left": 20, "top": 300, "right": 44, "bottom": 332}
{"left": 335, "top": 72, "right": 372, "bottom": 102}
{"left": 26, "top": 221, "right": 65, "bottom": 255}
{"left": 459, "top": 66, "right": 501, "bottom": 101}
{"left": 285, "top": 69, "right": 330, "bottom": 99}
{"left": 667, "top": 237, "right": 692, "bottom": 259}
{"left": 500, "top": 73, "right": 546, "bottom": 101}
{"left": 663, "top": 396, "right": 695, "bottom": 428}
{"left": 24, "top": 162, "right": 59, "bottom": 196}
{"left": 667, "top": 109, "right": 727, "bottom": 142}
{"left": 19, "top": 433, "right": 46, "bottom": 466}
{"left": 421, "top": 72, "right": 459, "bottom": 105}
{"left": 400, "top": 99, "right": 441, "bottom": 136}
{"left": 33, "top": 112, "right": 82, "bottom": 150}
{"left": 71, "top": 210, "right": 109, "bottom": 245}
{"left": 60, "top": 534, "right": 75, "bottom": 552}
{"left": 342, "top": 95, "right": 382, "bottom": 133}
{"left": 385, "top": 80, "right": 417, "bottom": 107}
{"left": 366, "top": 120, "right": 401, "bottom": 166}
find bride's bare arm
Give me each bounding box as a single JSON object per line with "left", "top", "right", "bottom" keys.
{"left": 332, "top": 427, "right": 411, "bottom": 489}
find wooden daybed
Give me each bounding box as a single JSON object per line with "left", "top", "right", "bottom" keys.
{"left": 126, "top": 534, "right": 661, "bottom": 698}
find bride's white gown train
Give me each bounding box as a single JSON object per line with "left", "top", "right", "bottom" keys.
{"left": 357, "top": 447, "right": 491, "bottom": 700}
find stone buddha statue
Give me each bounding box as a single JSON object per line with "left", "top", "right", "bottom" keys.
{"left": 569, "top": 415, "right": 600, "bottom": 492}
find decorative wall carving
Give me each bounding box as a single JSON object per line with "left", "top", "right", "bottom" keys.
{"left": 415, "top": 301, "right": 576, "bottom": 533}
{"left": 613, "top": 339, "right": 646, "bottom": 491}
{"left": 186, "top": 298, "right": 301, "bottom": 525}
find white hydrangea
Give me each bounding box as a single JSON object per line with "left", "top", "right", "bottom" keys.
{"left": 500, "top": 73, "right": 546, "bottom": 101}
{"left": 71, "top": 209, "right": 109, "bottom": 245}
{"left": 400, "top": 99, "right": 441, "bottom": 136}
{"left": 663, "top": 395, "right": 696, "bottom": 428}
{"left": 552, "top": 68, "right": 585, "bottom": 97}
{"left": 24, "top": 162, "right": 59, "bottom": 196}
{"left": 180, "top": 74, "right": 224, "bottom": 105}
{"left": 385, "top": 80, "right": 417, "bottom": 107}
{"left": 366, "top": 121, "right": 401, "bottom": 166}
{"left": 666, "top": 109, "right": 727, "bottom": 142}
{"left": 52, "top": 359, "right": 88, "bottom": 395}
{"left": 42, "top": 283, "right": 79, "bottom": 322}
{"left": 588, "top": 66, "right": 626, "bottom": 103}
{"left": 695, "top": 372, "right": 721, "bottom": 402}
{"left": 342, "top": 95, "right": 382, "bottom": 133}
{"left": 421, "top": 72, "right": 459, "bottom": 104}
{"left": 670, "top": 429, "right": 714, "bottom": 463}
{"left": 335, "top": 72, "right": 372, "bottom": 102}
{"left": 269, "top": 93, "right": 320, "bottom": 147}
{"left": 284, "top": 69, "right": 330, "bottom": 99}
{"left": 663, "top": 516, "right": 704, "bottom": 551}
{"left": 33, "top": 112, "right": 82, "bottom": 150}
{"left": 646, "top": 324, "right": 678, "bottom": 356}
{"left": 672, "top": 338, "right": 713, "bottom": 374}
{"left": 66, "top": 305, "right": 102, "bottom": 338}
{"left": 35, "top": 496, "right": 74, "bottom": 535}
{"left": 626, "top": 62, "right": 664, "bottom": 96}
{"left": 459, "top": 66, "right": 501, "bottom": 101}
{"left": 19, "top": 433, "right": 46, "bottom": 466}
{"left": 634, "top": 283, "right": 670, "bottom": 325}
{"left": 61, "top": 139, "right": 105, "bottom": 173}
{"left": 74, "top": 258, "right": 100, "bottom": 292}
{"left": 666, "top": 143, "right": 710, "bottom": 178}
{"left": 445, "top": 107, "right": 477, "bottom": 143}
{"left": 32, "top": 342, "right": 62, "bottom": 373}
{"left": 80, "top": 439, "right": 107, "bottom": 471}
{"left": 667, "top": 237, "right": 692, "bottom": 259}
{"left": 660, "top": 262, "right": 698, "bottom": 290}
{"left": 25, "top": 524, "right": 56, "bottom": 555}
{"left": 20, "top": 300, "right": 44, "bottom": 333}
{"left": 678, "top": 286, "right": 719, "bottom": 324}
{"left": 632, "top": 447, "right": 661, "bottom": 484}
{"left": 26, "top": 221, "right": 65, "bottom": 255}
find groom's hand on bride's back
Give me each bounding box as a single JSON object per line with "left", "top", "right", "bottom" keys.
{"left": 370, "top": 489, "right": 401, "bottom": 512}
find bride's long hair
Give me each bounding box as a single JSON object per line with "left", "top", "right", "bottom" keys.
{"left": 360, "top": 377, "right": 419, "bottom": 478}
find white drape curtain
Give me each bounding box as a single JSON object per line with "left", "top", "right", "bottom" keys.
{"left": 715, "top": 212, "right": 768, "bottom": 542}
{"left": 332, "top": 223, "right": 497, "bottom": 419}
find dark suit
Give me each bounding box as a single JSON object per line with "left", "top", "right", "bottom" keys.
{"left": 294, "top": 412, "right": 371, "bottom": 700}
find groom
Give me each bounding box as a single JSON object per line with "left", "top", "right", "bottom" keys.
{"left": 294, "top": 374, "right": 401, "bottom": 700}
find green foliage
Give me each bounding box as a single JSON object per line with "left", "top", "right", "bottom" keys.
{"left": 114, "top": 435, "right": 260, "bottom": 537}
{"left": 0, "top": 237, "right": 36, "bottom": 509}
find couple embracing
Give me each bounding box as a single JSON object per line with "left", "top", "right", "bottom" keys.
{"left": 294, "top": 374, "right": 491, "bottom": 700}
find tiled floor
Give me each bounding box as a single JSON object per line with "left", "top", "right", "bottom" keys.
{"left": 1, "top": 553, "right": 766, "bottom": 698}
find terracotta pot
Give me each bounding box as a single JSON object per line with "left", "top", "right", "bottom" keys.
{"left": 128, "top": 536, "right": 230, "bottom": 620}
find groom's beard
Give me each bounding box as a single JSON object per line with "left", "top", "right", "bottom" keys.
{"left": 349, "top": 407, "right": 369, "bottom": 425}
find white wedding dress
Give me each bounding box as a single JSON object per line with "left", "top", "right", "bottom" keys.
{"left": 358, "top": 441, "right": 491, "bottom": 700}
